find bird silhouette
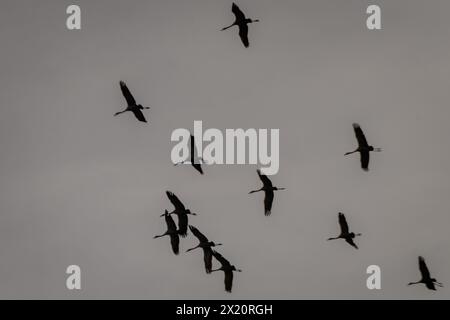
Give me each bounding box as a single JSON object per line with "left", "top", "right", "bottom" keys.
{"left": 345, "top": 123, "right": 381, "bottom": 171}
{"left": 153, "top": 210, "right": 180, "bottom": 255}
{"left": 114, "top": 81, "right": 150, "bottom": 123}
{"left": 174, "top": 135, "right": 204, "bottom": 175}
{"left": 162, "top": 191, "right": 197, "bottom": 237}
{"left": 186, "top": 225, "right": 223, "bottom": 274}
{"left": 249, "top": 169, "right": 285, "bottom": 216}
{"left": 327, "top": 212, "right": 361, "bottom": 249}
{"left": 211, "top": 250, "right": 241, "bottom": 293}
{"left": 408, "top": 256, "right": 443, "bottom": 290}
{"left": 221, "top": 3, "right": 259, "bottom": 48}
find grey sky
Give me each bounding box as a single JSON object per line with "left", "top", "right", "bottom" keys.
{"left": 1, "top": 0, "right": 450, "bottom": 299}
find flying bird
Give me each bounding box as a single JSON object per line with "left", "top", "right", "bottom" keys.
{"left": 186, "top": 225, "right": 223, "bottom": 274}
{"left": 221, "top": 3, "right": 259, "bottom": 48}
{"left": 211, "top": 250, "right": 241, "bottom": 293}
{"left": 153, "top": 210, "right": 180, "bottom": 255}
{"left": 327, "top": 212, "right": 361, "bottom": 249}
{"left": 162, "top": 191, "right": 197, "bottom": 237}
{"left": 249, "top": 169, "right": 285, "bottom": 216}
{"left": 408, "top": 256, "right": 443, "bottom": 290}
{"left": 114, "top": 81, "right": 150, "bottom": 123}
{"left": 174, "top": 135, "right": 204, "bottom": 175}
{"left": 345, "top": 123, "right": 381, "bottom": 171}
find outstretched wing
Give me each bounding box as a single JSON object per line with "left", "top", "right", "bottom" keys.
{"left": 165, "top": 213, "right": 177, "bottom": 233}
{"left": 352, "top": 123, "right": 369, "bottom": 148}
{"left": 166, "top": 191, "right": 186, "bottom": 211}
{"left": 257, "top": 169, "right": 273, "bottom": 188}
{"left": 419, "top": 256, "right": 431, "bottom": 280}
{"left": 190, "top": 136, "right": 204, "bottom": 174}
{"left": 120, "top": 81, "right": 136, "bottom": 106}
{"left": 232, "top": 3, "right": 246, "bottom": 21}
{"left": 192, "top": 163, "right": 204, "bottom": 175}
{"left": 345, "top": 237, "right": 358, "bottom": 249}
{"left": 189, "top": 225, "right": 209, "bottom": 243}
{"left": 212, "top": 250, "right": 231, "bottom": 268}
{"left": 224, "top": 270, "right": 234, "bottom": 292}
{"left": 238, "top": 24, "right": 249, "bottom": 48}
{"left": 360, "top": 151, "right": 370, "bottom": 171}
{"left": 338, "top": 212, "right": 349, "bottom": 235}
{"left": 203, "top": 247, "right": 213, "bottom": 274}
{"left": 264, "top": 189, "right": 274, "bottom": 216}
{"left": 177, "top": 214, "right": 188, "bottom": 238}
{"left": 131, "top": 108, "right": 147, "bottom": 123}
{"left": 170, "top": 234, "right": 180, "bottom": 255}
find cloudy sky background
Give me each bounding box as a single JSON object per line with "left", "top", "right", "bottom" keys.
{"left": 1, "top": 0, "right": 450, "bottom": 299}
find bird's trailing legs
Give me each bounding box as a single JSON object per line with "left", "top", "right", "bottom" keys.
{"left": 327, "top": 233, "right": 361, "bottom": 241}
{"left": 174, "top": 157, "right": 209, "bottom": 166}
{"left": 249, "top": 187, "right": 286, "bottom": 194}
{"left": 211, "top": 268, "right": 242, "bottom": 273}
{"left": 221, "top": 23, "right": 236, "bottom": 31}
{"left": 186, "top": 243, "right": 223, "bottom": 253}
{"left": 153, "top": 233, "right": 166, "bottom": 239}
{"left": 248, "top": 188, "right": 263, "bottom": 194}
{"left": 406, "top": 280, "right": 442, "bottom": 287}
{"left": 186, "top": 245, "right": 200, "bottom": 253}
{"left": 160, "top": 209, "right": 197, "bottom": 217}
{"left": 114, "top": 110, "right": 126, "bottom": 116}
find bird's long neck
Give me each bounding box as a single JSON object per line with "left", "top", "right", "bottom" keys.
{"left": 408, "top": 281, "right": 421, "bottom": 286}
{"left": 153, "top": 233, "right": 166, "bottom": 239}
{"left": 345, "top": 149, "right": 358, "bottom": 155}
{"left": 327, "top": 236, "right": 340, "bottom": 241}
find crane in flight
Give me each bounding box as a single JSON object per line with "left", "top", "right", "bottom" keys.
{"left": 327, "top": 213, "right": 362, "bottom": 249}
{"left": 211, "top": 250, "right": 242, "bottom": 293}
{"left": 249, "top": 169, "right": 285, "bottom": 216}
{"left": 221, "top": 3, "right": 259, "bottom": 48}
{"left": 345, "top": 123, "right": 381, "bottom": 171}
{"left": 408, "top": 256, "right": 443, "bottom": 290}
{"left": 186, "top": 225, "right": 223, "bottom": 274}
{"left": 114, "top": 81, "right": 150, "bottom": 123}
{"left": 162, "top": 191, "right": 197, "bottom": 237}
{"left": 153, "top": 210, "right": 180, "bottom": 255}
{"left": 174, "top": 135, "right": 204, "bottom": 175}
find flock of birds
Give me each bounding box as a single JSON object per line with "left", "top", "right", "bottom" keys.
{"left": 113, "top": 3, "right": 443, "bottom": 294}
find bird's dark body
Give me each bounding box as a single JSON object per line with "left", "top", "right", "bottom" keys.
{"left": 211, "top": 250, "right": 241, "bottom": 293}
{"left": 186, "top": 226, "right": 222, "bottom": 274}
{"left": 249, "top": 170, "right": 285, "bottom": 216}
{"left": 164, "top": 191, "right": 196, "bottom": 237}
{"left": 345, "top": 123, "right": 381, "bottom": 171}
{"left": 328, "top": 213, "right": 361, "bottom": 249}
{"left": 408, "top": 256, "right": 443, "bottom": 290}
{"left": 115, "top": 81, "right": 150, "bottom": 123}
{"left": 154, "top": 211, "right": 180, "bottom": 255}
{"left": 221, "top": 3, "right": 259, "bottom": 48}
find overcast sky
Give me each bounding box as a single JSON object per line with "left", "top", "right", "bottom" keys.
{"left": 1, "top": 0, "right": 450, "bottom": 299}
